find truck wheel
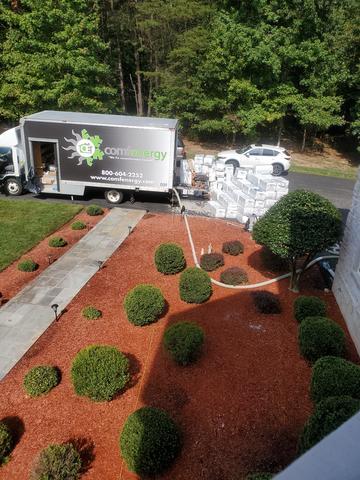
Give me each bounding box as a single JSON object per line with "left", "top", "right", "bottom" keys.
{"left": 104, "top": 189, "right": 124, "bottom": 204}
{"left": 5, "top": 178, "right": 23, "bottom": 196}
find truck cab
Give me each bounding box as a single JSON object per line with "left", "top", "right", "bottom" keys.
{"left": 0, "top": 127, "right": 24, "bottom": 196}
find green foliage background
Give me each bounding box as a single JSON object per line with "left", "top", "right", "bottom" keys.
{"left": 0, "top": 0, "right": 358, "bottom": 148}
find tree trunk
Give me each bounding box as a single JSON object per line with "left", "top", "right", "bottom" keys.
{"left": 289, "top": 259, "right": 300, "bottom": 292}
{"left": 147, "top": 77, "right": 153, "bottom": 116}
{"left": 135, "top": 49, "right": 143, "bottom": 116}
{"left": 301, "top": 127, "right": 307, "bottom": 152}
{"left": 117, "top": 46, "right": 126, "bottom": 112}
{"left": 277, "top": 117, "right": 283, "bottom": 146}
{"left": 129, "top": 74, "right": 139, "bottom": 114}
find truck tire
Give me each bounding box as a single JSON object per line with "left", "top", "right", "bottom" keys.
{"left": 5, "top": 178, "right": 23, "bottom": 196}
{"left": 104, "top": 189, "right": 124, "bottom": 204}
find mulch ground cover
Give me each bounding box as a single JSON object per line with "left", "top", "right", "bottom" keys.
{"left": 0, "top": 212, "right": 357, "bottom": 479}
{"left": 0, "top": 208, "right": 108, "bottom": 303}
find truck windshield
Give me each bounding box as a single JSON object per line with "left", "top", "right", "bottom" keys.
{"left": 0, "top": 147, "right": 13, "bottom": 163}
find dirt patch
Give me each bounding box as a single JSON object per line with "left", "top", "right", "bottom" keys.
{"left": 0, "top": 213, "right": 356, "bottom": 480}
{"left": 0, "top": 209, "right": 108, "bottom": 304}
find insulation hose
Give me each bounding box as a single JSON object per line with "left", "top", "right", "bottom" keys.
{"left": 172, "top": 188, "right": 339, "bottom": 290}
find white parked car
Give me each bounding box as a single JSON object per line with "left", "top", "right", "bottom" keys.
{"left": 216, "top": 144, "right": 291, "bottom": 176}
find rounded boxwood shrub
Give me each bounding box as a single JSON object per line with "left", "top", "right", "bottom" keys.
{"left": 311, "top": 356, "right": 360, "bottom": 403}
{"left": 252, "top": 291, "right": 282, "bottom": 314}
{"left": 220, "top": 267, "right": 248, "bottom": 285}
{"left": 124, "top": 284, "right": 165, "bottom": 326}
{"left": 154, "top": 243, "right": 186, "bottom": 274}
{"left": 120, "top": 406, "right": 181, "bottom": 475}
{"left": 71, "top": 220, "right": 86, "bottom": 230}
{"left": 298, "top": 396, "right": 360, "bottom": 454}
{"left": 86, "top": 204, "right": 103, "bottom": 216}
{"left": 294, "top": 295, "right": 326, "bottom": 323}
{"left": 200, "top": 252, "right": 224, "bottom": 272}
{"left": 163, "top": 321, "right": 204, "bottom": 365}
{"left": 31, "top": 443, "right": 81, "bottom": 480}
{"left": 298, "top": 316, "right": 346, "bottom": 362}
{"left": 48, "top": 237, "right": 67, "bottom": 248}
{"left": 0, "top": 422, "right": 12, "bottom": 462}
{"left": 18, "top": 259, "right": 38, "bottom": 272}
{"left": 222, "top": 240, "right": 244, "bottom": 256}
{"left": 24, "top": 365, "right": 60, "bottom": 397}
{"left": 82, "top": 306, "right": 102, "bottom": 320}
{"left": 71, "top": 345, "right": 130, "bottom": 401}
{"left": 259, "top": 247, "right": 288, "bottom": 273}
{"left": 179, "top": 267, "right": 212, "bottom": 304}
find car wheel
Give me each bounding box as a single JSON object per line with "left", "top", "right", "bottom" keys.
{"left": 272, "top": 163, "right": 284, "bottom": 176}
{"left": 5, "top": 178, "right": 23, "bottom": 196}
{"left": 104, "top": 189, "right": 124, "bottom": 204}
{"left": 225, "top": 159, "right": 239, "bottom": 174}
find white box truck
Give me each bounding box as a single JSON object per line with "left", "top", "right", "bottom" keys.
{"left": 0, "top": 111, "right": 181, "bottom": 204}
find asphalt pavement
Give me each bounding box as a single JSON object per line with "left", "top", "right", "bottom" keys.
{"left": 1, "top": 171, "right": 357, "bottom": 213}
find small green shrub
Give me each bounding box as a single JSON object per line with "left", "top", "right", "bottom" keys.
{"left": 71, "top": 220, "right": 86, "bottom": 230}
{"left": 179, "top": 267, "right": 212, "bottom": 304}
{"left": 163, "top": 322, "right": 204, "bottom": 365}
{"left": 294, "top": 295, "right": 326, "bottom": 323}
{"left": 259, "top": 247, "right": 288, "bottom": 273}
{"left": 18, "top": 259, "right": 38, "bottom": 272}
{"left": 124, "top": 284, "right": 165, "bottom": 326}
{"left": 154, "top": 243, "right": 186, "bottom": 274}
{"left": 220, "top": 267, "right": 248, "bottom": 285}
{"left": 200, "top": 252, "right": 224, "bottom": 271}
{"left": 24, "top": 365, "right": 60, "bottom": 397}
{"left": 298, "top": 396, "right": 360, "bottom": 454}
{"left": 86, "top": 205, "right": 103, "bottom": 216}
{"left": 311, "top": 356, "right": 360, "bottom": 403}
{"left": 48, "top": 237, "right": 67, "bottom": 248}
{"left": 120, "top": 406, "right": 181, "bottom": 475}
{"left": 71, "top": 345, "right": 130, "bottom": 401}
{"left": 252, "top": 291, "right": 282, "bottom": 314}
{"left": 222, "top": 240, "right": 244, "bottom": 256}
{"left": 31, "top": 443, "right": 81, "bottom": 480}
{"left": 82, "top": 306, "right": 102, "bottom": 320}
{"left": 299, "top": 316, "right": 345, "bottom": 363}
{"left": 0, "top": 422, "right": 12, "bottom": 462}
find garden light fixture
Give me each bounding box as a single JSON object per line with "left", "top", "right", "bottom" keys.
{"left": 51, "top": 303, "right": 59, "bottom": 321}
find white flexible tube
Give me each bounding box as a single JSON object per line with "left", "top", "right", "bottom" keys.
{"left": 172, "top": 188, "right": 339, "bottom": 290}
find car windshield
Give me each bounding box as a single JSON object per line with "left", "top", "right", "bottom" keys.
{"left": 177, "top": 137, "right": 184, "bottom": 148}
{"left": 0, "top": 147, "right": 12, "bottom": 162}
{"left": 235, "top": 145, "right": 251, "bottom": 154}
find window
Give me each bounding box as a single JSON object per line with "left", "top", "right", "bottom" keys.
{"left": 236, "top": 145, "right": 251, "bottom": 154}
{"left": 248, "top": 148, "right": 262, "bottom": 155}
{"left": 0, "top": 147, "right": 13, "bottom": 163}
{"left": 263, "top": 149, "right": 275, "bottom": 156}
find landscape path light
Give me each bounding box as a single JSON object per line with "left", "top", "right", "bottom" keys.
{"left": 51, "top": 303, "right": 59, "bottom": 322}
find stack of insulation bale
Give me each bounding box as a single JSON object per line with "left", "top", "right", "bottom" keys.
{"left": 207, "top": 162, "right": 289, "bottom": 222}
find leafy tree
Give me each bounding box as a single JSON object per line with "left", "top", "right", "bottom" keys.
{"left": 252, "top": 190, "right": 343, "bottom": 292}
{"left": 0, "top": 0, "right": 116, "bottom": 121}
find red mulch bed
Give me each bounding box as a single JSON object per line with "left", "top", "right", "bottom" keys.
{"left": 0, "top": 213, "right": 357, "bottom": 480}
{"left": 0, "top": 209, "right": 108, "bottom": 303}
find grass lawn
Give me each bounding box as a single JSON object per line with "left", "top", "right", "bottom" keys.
{"left": 0, "top": 199, "right": 82, "bottom": 271}
{"left": 289, "top": 164, "right": 358, "bottom": 180}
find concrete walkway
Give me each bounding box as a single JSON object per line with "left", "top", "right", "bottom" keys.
{"left": 0, "top": 208, "right": 145, "bottom": 380}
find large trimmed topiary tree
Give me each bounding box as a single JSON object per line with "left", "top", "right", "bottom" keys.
{"left": 179, "top": 267, "right": 212, "bottom": 303}
{"left": 124, "top": 284, "right": 165, "bottom": 326}
{"left": 252, "top": 190, "right": 342, "bottom": 292}
{"left": 120, "top": 406, "right": 181, "bottom": 475}
{"left": 154, "top": 243, "right": 186, "bottom": 274}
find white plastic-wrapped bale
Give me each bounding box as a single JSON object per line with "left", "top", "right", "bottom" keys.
{"left": 264, "top": 190, "right": 277, "bottom": 200}
{"left": 218, "top": 192, "right": 238, "bottom": 209}
{"left": 204, "top": 155, "right": 215, "bottom": 166}
{"left": 194, "top": 154, "right": 204, "bottom": 163}
{"left": 248, "top": 187, "right": 267, "bottom": 201}
{"left": 215, "top": 162, "right": 225, "bottom": 171}
{"left": 254, "top": 165, "right": 273, "bottom": 175}
{"left": 236, "top": 191, "right": 255, "bottom": 208}
{"left": 234, "top": 168, "right": 248, "bottom": 179}
{"left": 246, "top": 172, "right": 260, "bottom": 186}
{"left": 208, "top": 201, "right": 226, "bottom": 218}
{"left": 265, "top": 198, "right": 277, "bottom": 208}
{"left": 258, "top": 175, "right": 278, "bottom": 192}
